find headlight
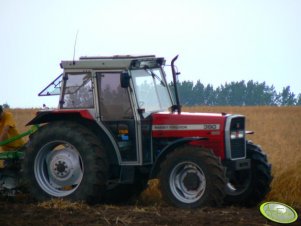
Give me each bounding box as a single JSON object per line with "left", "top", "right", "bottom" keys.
{"left": 230, "top": 130, "right": 244, "bottom": 139}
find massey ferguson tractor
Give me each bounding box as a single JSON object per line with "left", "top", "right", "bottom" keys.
{"left": 15, "top": 55, "right": 272, "bottom": 208}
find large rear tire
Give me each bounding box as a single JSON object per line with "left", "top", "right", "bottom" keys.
{"left": 23, "top": 121, "right": 108, "bottom": 204}
{"left": 224, "top": 141, "right": 272, "bottom": 206}
{"left": 159, "top": 146, "right": 226, "bottom": 208}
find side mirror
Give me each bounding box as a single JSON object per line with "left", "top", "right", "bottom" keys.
{"left": 120, "top": 71, "right": 131, "bottom": 88}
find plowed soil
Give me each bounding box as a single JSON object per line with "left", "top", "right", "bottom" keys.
{"left": 0, "top": 197, "right": 300, "bottom": 226}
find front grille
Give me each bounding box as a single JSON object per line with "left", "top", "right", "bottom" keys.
{"left": 230, "top": 138, "right": 245, "bottom": 158}
{"left": 225, "top": 115, "right": 246, "bottom": 159}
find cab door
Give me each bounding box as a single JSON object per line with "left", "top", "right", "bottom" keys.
{"left": 96, "top": 72, "right": 140, "bottom": 164}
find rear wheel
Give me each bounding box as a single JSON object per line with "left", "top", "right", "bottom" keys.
{"left": 23, "top": 121, "right": 108, "bottom": 203}
{"left": 224, "top": 141, "right": 272, "bottom": 206}
{"left": 159, "top": 146, "right": 226, "bottom": 208}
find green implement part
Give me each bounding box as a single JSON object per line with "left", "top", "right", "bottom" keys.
{"left": 0, "top": 125, "right": 38, "bottom": 147}
{"left": 0, "top": 150, "right": 25, "bottom": 159}
{"left": 0, "top": 125, "right": 39, "bottom": 160}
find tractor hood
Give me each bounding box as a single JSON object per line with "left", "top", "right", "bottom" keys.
{"left": 151, "top": 111, "right": 227, "bottom": 138}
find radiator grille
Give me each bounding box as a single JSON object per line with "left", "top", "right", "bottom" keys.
{"left": 230, "top": 138, "right": 245, "bottom": 158}
{"left": 228, "top": 116, "right": 246, "bottom": 159}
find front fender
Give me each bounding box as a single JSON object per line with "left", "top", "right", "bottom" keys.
{"left": 149, "top": 137, "right": 208, "bottom": 178}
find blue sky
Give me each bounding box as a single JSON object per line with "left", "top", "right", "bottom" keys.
{"left": 1, "top": 0, "right": 300, "bottom": 108}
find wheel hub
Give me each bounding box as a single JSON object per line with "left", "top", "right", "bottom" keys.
{"left": 183, "top": 172, "right": 200, "bottom": 191}
{"left": 53, "top": 160, "right": 71, "bottom": 178}
{"left": 49, "top": 152, "right": 74, "bottom": 181}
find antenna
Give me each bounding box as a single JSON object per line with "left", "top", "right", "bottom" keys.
{"left": 73, "top": 30, "right": 79, "bottom": 64}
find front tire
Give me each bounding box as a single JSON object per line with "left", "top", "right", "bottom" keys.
{"left": 224, "top": 141, "right": 272, "bottom": 206}
{"left": 159, "top": 146, "right": 226, "bottom": 208}
{"left": 23, "top": 121, "right": 108, "bottom": 203}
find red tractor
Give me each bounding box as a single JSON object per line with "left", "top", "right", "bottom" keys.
{"left": 22, "top": 55, "right": 272, "bottom": 208}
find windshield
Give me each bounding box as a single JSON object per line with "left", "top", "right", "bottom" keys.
{"left": 131, "top": 68, "right": 173, "bottom": 117}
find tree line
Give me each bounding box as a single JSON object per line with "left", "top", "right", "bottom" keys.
{"left": 173, "top": 80, "right": 301, "bottom": 106}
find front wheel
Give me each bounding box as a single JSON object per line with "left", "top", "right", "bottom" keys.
{"left": 23, "top": 122, "right": 108, "bottom": 203}
{"left": 224, "top": 141, "right": 272, "bottom": 206}
{"left": 159, "top": 146, "right": 226, "bottom": 208}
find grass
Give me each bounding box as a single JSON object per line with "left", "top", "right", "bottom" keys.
{"left": 7, "top": 106, "right": 301, "bottom": 209}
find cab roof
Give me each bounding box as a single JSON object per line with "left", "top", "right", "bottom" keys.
{"left": 60, "top": 55, "right": 165, "bottom": 70}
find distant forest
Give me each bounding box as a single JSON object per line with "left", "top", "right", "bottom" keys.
{"left": 3, "top": 80, "right": 300, "bottom": 108}
{"left": 173, "top": 80, "right": 301, "bottom": 106}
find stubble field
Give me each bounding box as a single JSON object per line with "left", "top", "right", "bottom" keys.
{"left": 0, "top": 106, "right": 300, "bottom": 225}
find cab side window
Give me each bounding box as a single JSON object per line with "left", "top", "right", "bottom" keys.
{"left": 61, "top": 73, "right": 94, "bottom": 109}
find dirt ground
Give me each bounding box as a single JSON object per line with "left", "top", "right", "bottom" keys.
{"left": 0, "top": 197, "right": 300, "bottom": 226}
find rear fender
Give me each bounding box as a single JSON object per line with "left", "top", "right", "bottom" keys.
{"left": 27, "top": 110, "right": 122, "bottom": 165}
{"left": 26, "top": 110, "right": 94, "bottom": 125}
{"left": 149, "top": 137, "right": 208, "bottom": 178}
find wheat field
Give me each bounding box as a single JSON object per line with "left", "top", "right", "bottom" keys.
{"left": 8, "top": 107, "right": 301, "bottom": 209}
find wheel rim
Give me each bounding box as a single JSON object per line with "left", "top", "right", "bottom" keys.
{"left": 34, "top": 140, "right": 84, "bottom": 197}
{"left": 226, "top": 170, "right": 251, "bottom": 196}
{"left": 169, "top": 161, "right": 206, "bottom": 204}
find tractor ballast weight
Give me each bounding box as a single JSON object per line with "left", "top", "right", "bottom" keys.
{"left": 19, "top": 55, "right": 272, "bottom": 208}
